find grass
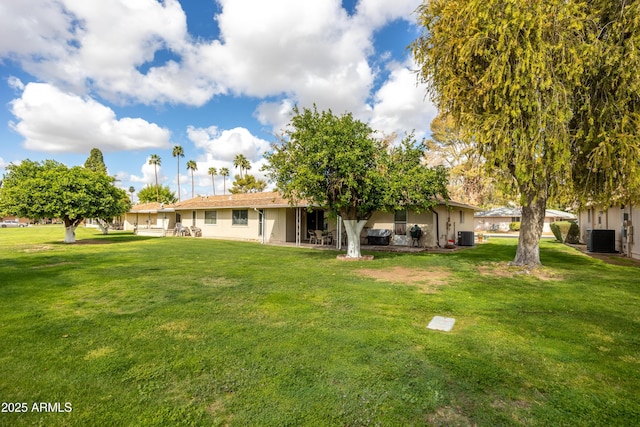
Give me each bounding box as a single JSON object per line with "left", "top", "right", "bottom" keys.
{"left": 0, "top": 226, "right": 639, "bottom": 426}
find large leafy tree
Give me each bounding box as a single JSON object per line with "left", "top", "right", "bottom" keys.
{"left": 263, "top": 106, "right": 448, "bottom": 258}
{"left": 172, "top": 145, "right": 184, "bottom": 201}
{"left": 137, "top": 185, "right": 177, "bottom": 204}
{"left": 425, "top": 114, "right": 515, "bottom": 208}
{"left": 0, "top": 160, "right": 130, "bottom": 243}
{"left": 412, "top": 0, "right": 640, "bottom": 266}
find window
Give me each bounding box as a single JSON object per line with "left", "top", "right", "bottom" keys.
{"left": 459, "top": 210, "right": 465, "bottom": 224}
{"left": 232, "top": 209, "right": 248, "bottom": 225}
{"left": 204, "top": 211, "right": 217, "bottom": 225}
{"left": 394, "top": 210, "right": 407, "bottom": 235}
{"left": 192, "top": 211, "right": 196, "bottom": 225}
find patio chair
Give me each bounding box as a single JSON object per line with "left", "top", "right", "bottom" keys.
{"left": 321, "top": 231, "right": 333, "bottom": 245}
{"left": 190, "top": 226, "right": 202, "bottom": 237}
{"left": 308, "top": 229, "right": 318, "bottom": 244}
{"left": 173, "top": 223, "right": 189, "bottom": 237}
{"left": 313, "top": 230, "right": 325, "bottom": 245}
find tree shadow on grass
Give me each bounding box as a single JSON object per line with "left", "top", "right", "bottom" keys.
{"left": 47, "top": 234, "right": 159, "bottom": 246}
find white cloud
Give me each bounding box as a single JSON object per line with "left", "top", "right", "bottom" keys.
{"left": 0, "top": 0, "right": 76, "bottom": 59}
{"left": 187, "top": 126, "right": 271, "bottom": 163}
{"left": 129, "top": 157, "right": 165, "bottom": 186}
{"left": 0, "top": 0, "right": 388, "bottom": 111}
{"left": 9, "top": 82, "right": 172, "bottom": 153}
{"left": 0, "top": 157, "right": 6, "bottom": 170}
{"left": 185, "top": 125, "right": 272, "bottom": 193}
{"left": 355, "top": 0, "right": 421, "bottom": 27}
{"left": 368, "top": 58, "right": 437, "bottom": 140}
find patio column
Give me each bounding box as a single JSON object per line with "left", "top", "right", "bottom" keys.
{"left": 295, "top": 208, "right": 301, "bottom": 246}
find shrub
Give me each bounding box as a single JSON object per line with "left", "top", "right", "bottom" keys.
{"left": 509, "top": 222, "right": 521, "bottom": 231}
{"left": 550, "top": 221, "right": 580, "bottom": 244}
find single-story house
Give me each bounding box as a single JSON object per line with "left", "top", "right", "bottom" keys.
{"left": 576, "top": 203, "right": 638, "bottom": 259}
{"left": 475, "top": 207, "right": 576, "bottom": 233}
{"left": 123, "top": 192, "right": 480, "bottom": 248}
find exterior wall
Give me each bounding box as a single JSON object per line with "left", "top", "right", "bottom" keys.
{"left": 474, "top": 217, "right": 512, "bottom": 232}
{"left": 579, "top": 204, "right": 639, "bottom": 259}
{"left": 185, "top": 208, "right": 260, "bottom": 241}
{"left": 363, "top": 210, "right": 435, "bottom": 247}
{"left": 436, "top": 206, "right": 475, "bottom": 246}
{"left": 124, "top": 212, "right": 176, "bottom": 232}
{"left": 475, "top": 216, "right": 568, "bottom": 233}
{"left": 363, "top": 207, "right": 474, "bottom": 247}
{"left": 178, "top": 207, "right": 296, "bottom": 243}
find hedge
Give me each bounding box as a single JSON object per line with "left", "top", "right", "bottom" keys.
{"left": 550, "top": 221, "right": 580, "bottom": 244}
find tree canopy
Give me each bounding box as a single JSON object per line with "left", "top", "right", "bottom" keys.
{"left": 0, "top": 160, "right": 130, "bottom": 243}
{"left": 137, "top": 185, "right": 177, "bottom": 204}
{"left": 84, "top": 148, "right": 108, "bottom": 174}
{"left": 425, "top": 114, "right": 515, "bottom": 208}
{"left": 412, "top": 0, "right": 640, "bottom": 266}
{"left": 229, "top": 174, "right": 267, "bottom": 194}
{"left": 263, "top": 106, "right": 448, "bottom": 258}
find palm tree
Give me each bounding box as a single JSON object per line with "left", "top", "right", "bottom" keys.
{"left": 208, "top": 167, "right": 217, "bottom": 195}
{"left": 172, "top": 145, "right": 184, "bottom": 201}
{"left": 186, "top": 160, "right": 197, "bottom": 198}
{"left": 220, "top": 167, "right": 230, "bottom": 195}
{"left": 233, "top": 154, "right": 249, "bottom": 179}
{"left": 242, "top": 158, "right": 252, "bottom": 176}
{"left": 128, "top": 186, "right": 135, "bottom": 203}
{"left": 148, "top": 154, "right": 161, "bottom": 202}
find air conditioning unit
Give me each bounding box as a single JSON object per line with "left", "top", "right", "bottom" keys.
{"left": 587, "top": 229, "right": 616, "bottom": 253}
{"left": 457, "top": 231, "right": 475, "bottom": 246}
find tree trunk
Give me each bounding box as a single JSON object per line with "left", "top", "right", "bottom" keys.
{"left": 343, "top": 219, "right": 368, "bottom": 258}
{"left": 96, "top": 219, "right": 109, "bottom": 235}
{"left": 64, "top": 226, "right": 77, "bottom": 243}
{"left": 512, "top": 191, "right": 547, "bottom": 267}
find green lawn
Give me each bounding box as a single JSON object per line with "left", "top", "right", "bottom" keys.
{"left": 1, "top": 226, "right": 638, "bottom": 426}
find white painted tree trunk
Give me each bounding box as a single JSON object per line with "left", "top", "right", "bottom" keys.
{"left": 343, "top": 219, "right": 368, "bottom": 258}
{"left": 96, "top": 219, "right": 109, "bottom": 235}
{"left": 64, "top": 226, "right": 77, "bottom": 244}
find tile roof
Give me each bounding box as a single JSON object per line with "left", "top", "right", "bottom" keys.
{"left": 127, "top": 192, "right": 480, "bottom": 212}
{"left": 129, "top": 202, "right": 175, "bottom": 213}
{"left": 172, "top": 191, "right": 310, "bottom": 210}
{"left": 475, "top": 207, "right": 576, "bottom": 219}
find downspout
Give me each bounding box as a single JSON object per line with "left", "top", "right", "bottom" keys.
{"left": 430, "top": 207, "right": 441, "bottom": 248}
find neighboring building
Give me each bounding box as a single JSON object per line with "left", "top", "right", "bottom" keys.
{"left": 577, "top": 203, "right": 639, "bottom": 259}
{"left": 123, "top": 192, "right": 479, "bottom": 248}
{"left": 475, "top": 207, "right": 576, "bottom": 233}
{"left": 124, "top": 202, "right": 177, "bottom": 236}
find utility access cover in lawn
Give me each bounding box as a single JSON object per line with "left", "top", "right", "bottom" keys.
{"left": 427, "top": 316, "right": 455, "bottom": 332}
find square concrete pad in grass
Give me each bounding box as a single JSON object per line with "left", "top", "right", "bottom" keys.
{"left": 427, "top": 316, "right": 456, "bottom": 332}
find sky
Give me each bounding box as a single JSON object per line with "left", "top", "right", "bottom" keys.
{"left": 0, "top": 0, "right": 437, "bottom": 201}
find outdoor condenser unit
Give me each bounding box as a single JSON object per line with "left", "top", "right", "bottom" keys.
{"left": 457, "top": 231, "right": 475, "bottom": 246}
{"left": 587, "top": 229, "right": 616, "bottom": 253}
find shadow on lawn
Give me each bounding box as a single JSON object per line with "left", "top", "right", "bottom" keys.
{"left": 47, "top": 233, "right": 158, "bottom": 246}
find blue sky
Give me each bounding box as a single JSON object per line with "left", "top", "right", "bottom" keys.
{"left": 0, "top": 0, "right": 437, "bottom": 201}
